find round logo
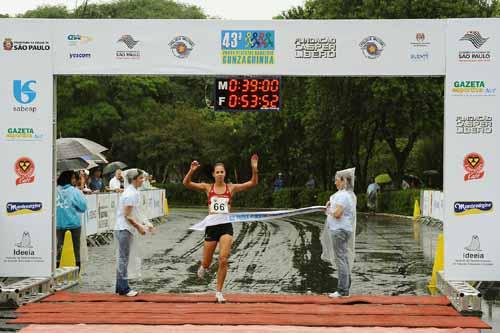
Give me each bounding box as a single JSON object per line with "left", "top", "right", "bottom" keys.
{"left": 464, "top": 152, "right": 484, "bottom": 181}
{"left": 360, "top": 36, "right": 385, "bottom": 59}
{"left": 15, "top": 157, "right": 35, "bottom": 185}
{"left": 416, "top": 33, "right": 425, "bottom": 42}
{"left": 3, "top": 38, "right": 13, "bottom": 51}
{"left": 169, "top": 36, "right": 194, "bottom": 58}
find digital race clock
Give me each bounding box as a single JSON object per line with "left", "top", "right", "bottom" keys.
{"left": 214, "top": 77, "right": 281, "bottom": 112}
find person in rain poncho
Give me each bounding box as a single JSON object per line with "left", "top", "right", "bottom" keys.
{"left": 114, "top": 169, "right": 154, "bottom": 297}
{"left": 321, "top": 168, "right": 356, "bottom": 298}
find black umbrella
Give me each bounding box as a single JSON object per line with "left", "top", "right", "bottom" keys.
{"left": 103, "top": 161, "right": 128, "bottom": 175}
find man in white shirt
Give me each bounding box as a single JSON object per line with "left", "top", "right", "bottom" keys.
{"left": 366, "top": 178, "right": 380, "bottom": 212}
{"left": 109, "top": 169, "right": 124, "bottom": 193}
{"left": 115, "top": 169, "right": 151, "bottom": 297}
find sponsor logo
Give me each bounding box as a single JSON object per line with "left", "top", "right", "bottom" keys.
{"left": 411, "top": 33, "right": 431, "bottom": 47}
{"left": 3, "top": 38, "right": 13, "bottom": 50}
{"left": 460, "top": 31, "right": 489, "bottom": 49}
{"left": 15, "top": 157, "right": 35, "bottom": 186}
{"left": 3, "top": 38, "right": 50, "bottom": 51}
{"left": 221, "top": 30, "right": 275, "bottom": 65}
{"left": 454, "top": 235, "right": 494, "bottom": 266}
{"left": 359, "top": 36, "right": 385, "bottom": 59}
{"left": 12, "top": 80, "right": 37, "bottom": 113}
{"left": 463, "top": 153, "right": 484, "bottom": 181}
{"left": 169, "top": 36, "right": 194, "bottom": 58}
{"left": 6, "top": 202, "right": 43, "bottom": 216}
{"left": 13, "top": 231, "right": 35, "bottom": 256}
{"left": 116, "top": 34, "right": 140, "bottom": 59}
{"left": 69, "top": 53, "right": 91, "bottom": 59}
{"left": 67, "top": 34, "right": 93, "bottom": 59}
{"left": 410, "top": 52, "right": 429, "bottom": 62}
{"left": 451, "top": 80, "right": 496, "bottom": 96}
{"left": 456, "top": 115, "right": 493, "bottom": 135}
{"left": 295, "top": 37, "right": 336, "bottom": 59}
{"left": 67, "top": 34, "right": 93, "bottom": 46}
{"left": 465, "top": 235, "right": 482, "bottom": 252}
{"left": 454, "top": 201, "right": 493, "bottom": 216}
{"left": 13, "top": 80, "right": 36, "bottom": 104}
{"left": 4, "top": 127, "right": 43, "bottom": 141}
{"left": 458, "top": 31, "right": 491, "bottom": 63}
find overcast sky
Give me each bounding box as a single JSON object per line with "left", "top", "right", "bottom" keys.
{"left": 0, "top": 0, "right": 304, "bottom": 19}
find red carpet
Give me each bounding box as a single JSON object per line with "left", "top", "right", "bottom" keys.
{"left": 9, "top": 292, "right": 490, "bottom": 330}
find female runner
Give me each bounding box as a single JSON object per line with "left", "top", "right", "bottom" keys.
{"left": 183, "top": 154, "right": 259, "bottom": 303}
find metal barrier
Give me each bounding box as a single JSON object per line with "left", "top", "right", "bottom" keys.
{"left": 437, "top": 271, "right": 482, "bottom": 315}
{"left": 0, "top": 267, "right": 79, "bottom": 308}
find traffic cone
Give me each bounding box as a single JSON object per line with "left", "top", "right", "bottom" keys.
{"left": 413, "top": 199, "right": 421, "bottom": 220}
{"left": 59, "top": 230, "right": 76, "bottom": 267}
{"left": 428, "top": 232, "right": 444, "bottom": 290}
{"left": 164, "top": 197, "right": 170, "bottom": 216}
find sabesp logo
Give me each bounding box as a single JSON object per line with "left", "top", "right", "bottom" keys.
{"left": 13, "top": 80, "right": 36, "bottom": 104}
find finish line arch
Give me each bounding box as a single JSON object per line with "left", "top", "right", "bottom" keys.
{"left": 0, "top": 18, "right": 498, "bottom": 281}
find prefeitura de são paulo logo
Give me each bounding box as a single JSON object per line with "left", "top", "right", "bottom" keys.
{"left": 464, "top": 152, "right": 484, "bottom": 181}
{"left": 360, "top": 36, "right": 385, "bottom": 59}
{"left": 15, "top": 157, "right": 35, "bottom": 186}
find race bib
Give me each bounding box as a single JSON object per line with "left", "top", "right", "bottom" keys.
{"left": 209, "top": 197, "right": 230, "bottom": 214}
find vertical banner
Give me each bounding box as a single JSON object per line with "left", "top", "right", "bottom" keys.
{"left": 84, "top": 195, "right": 98, "bottom": 236}
{"left": 444, "top": 19, "right": 500, "bottom": 280}
{"left": 97, "top": 193, "right": 111, "bottom": 234}
{"left": 0, "top": 20, "right": 54, "bottom": 277}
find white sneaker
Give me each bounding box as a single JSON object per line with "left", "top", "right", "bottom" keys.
{"left": 197, "top": 265, "right": 207, "bottom": 279}
{"left": 328, "top": 291, "right": 349, "bottom": 298}
{"left": 215, "top": 291, "right": 226, "bottom": 303}
{"left": 126, "top": 290, "right": 138, "bottom": 297}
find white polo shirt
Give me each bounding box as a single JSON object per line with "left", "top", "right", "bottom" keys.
{"left": 115, "top": 185, "right": 140, "bottom": 232}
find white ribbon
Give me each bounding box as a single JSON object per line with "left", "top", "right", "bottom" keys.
{"left": 190, "top": 206, "right": 326, "bottom": 231}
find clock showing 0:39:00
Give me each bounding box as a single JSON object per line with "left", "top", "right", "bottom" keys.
{"left": 214, "top": 77, "right": 281, "bottom": 112}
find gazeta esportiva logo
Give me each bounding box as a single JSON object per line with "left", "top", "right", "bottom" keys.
{"left": 454, "top": 201, "right": 493, "bottom": 216}
{"left": 451, "top": 80, "right": 496, "bottom": 96}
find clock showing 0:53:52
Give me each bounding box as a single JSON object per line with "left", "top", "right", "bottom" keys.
{"left": 214, "top": 77, "right": 281, "bottom": 112}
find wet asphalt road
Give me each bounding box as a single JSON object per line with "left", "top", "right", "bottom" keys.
{"left": 76, "top": 209, "right": 433, "bottom": 296}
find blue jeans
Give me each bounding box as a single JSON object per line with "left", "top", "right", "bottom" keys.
{"left": 332, "top": 229, "right": 352, "bottom": 296}
{"left": 115, "top": 230, "right": 133, "bottom": 295}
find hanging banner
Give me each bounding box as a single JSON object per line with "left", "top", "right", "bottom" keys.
{"left": 444, "top": 18, "right": 500, "bottom": 281}
{"left": 0, "top": 20, "right": 54, "bottom": 277}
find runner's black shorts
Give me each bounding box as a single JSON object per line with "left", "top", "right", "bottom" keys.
{"left": 204, "top": 223, "right": 234, "bottom": 242}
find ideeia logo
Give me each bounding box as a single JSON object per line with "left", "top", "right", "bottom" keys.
{"left": 454, "top": 201, "right": 493, "bottom": 216}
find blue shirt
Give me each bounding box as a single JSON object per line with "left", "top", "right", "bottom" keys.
{"left": 327, "top": 190, "right": 354, "bottom": 232}
{"left": 56, "top": 185, "right": 87, "bottom": 230}
{"left": 89, "top": 177, "right": 104, "bottom": 191}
